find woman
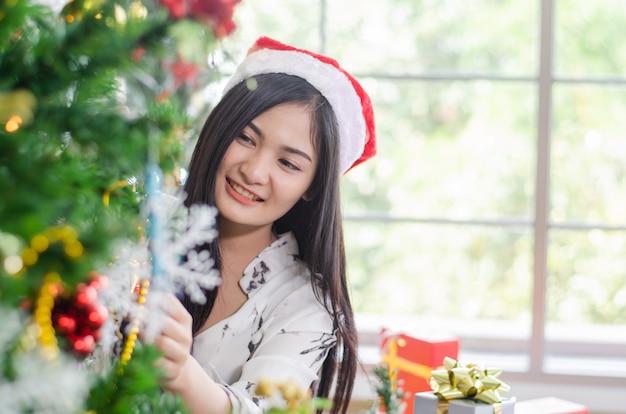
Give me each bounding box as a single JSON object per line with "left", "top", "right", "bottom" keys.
{"left": 154, "top": 37, "right": 376, "bottom": 414}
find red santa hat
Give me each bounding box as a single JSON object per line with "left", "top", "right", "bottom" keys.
{"left": 223, "top": 36, "right": 376, "bottom": 174}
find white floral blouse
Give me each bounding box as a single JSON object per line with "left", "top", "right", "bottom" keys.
{"left": 191, "top": 231, "right": 336, "bottom": 414}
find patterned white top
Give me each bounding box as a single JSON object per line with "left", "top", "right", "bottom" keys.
{"left": 191, "top": 231, "right": 336, "bottom": 414}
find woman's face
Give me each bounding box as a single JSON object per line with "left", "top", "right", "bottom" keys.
{"left": 215, "top": 102, "right": 318, "bottom": 233}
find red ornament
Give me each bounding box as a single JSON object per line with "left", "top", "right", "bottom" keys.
{"left": 75, "top": 284, "right": 97, "bottom": 307}
{"left": 189, "top": 0, "right": 241, "bottom": 38}
{"left": 159, "top": 0, "right": 189, "bottom": 19}
{"left": 158, "top": 0, "right": 241, "bottom": 38}
{"left": 132, "top": 47, "right": 146, "bottom": 63}
{"left": 51, "top": 271, "right": 109, "bottom": 358}
{"left": 72, "top": 334, "right": 96, "bottom": 356}
{"left": 88, "top": 272, "right": 109, "bottom": 291}
{"left": 56, "top": 315, "right": 77, "bottom": 334}
{"left": 157, "top": 55, "right": 200, "bottom": 102}
{"left": 88, "top": 304, "right": 108, "bottom": 326}
{"left": 168, "top": 56, "right": 199, "bottom": 88}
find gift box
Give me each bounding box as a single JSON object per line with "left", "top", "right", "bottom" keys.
{"left": 413, "top": 357, "right": 515, "bottom": 414}
{"left": 514, "top": 397, "right": 589, "bottom": 414}
{"left": 414, "top": 392, "right": 515, "bottom": 414}
{"left": 379, "top": 328, "right": 460, "bottom": 414}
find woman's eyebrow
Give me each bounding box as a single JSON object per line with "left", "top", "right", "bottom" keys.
{"left": 248, "top": 121, "right": 313, "bottom": 163}
{"left": 282, "top": 145, "right": 313, "bottom": 163}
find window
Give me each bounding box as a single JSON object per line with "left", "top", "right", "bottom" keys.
{"left": 224, "top": 0, "right": 626, "bottom": 410}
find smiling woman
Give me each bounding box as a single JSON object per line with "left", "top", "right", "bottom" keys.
{"left": 150, "top": 37, "right": 377, "bottom": 414}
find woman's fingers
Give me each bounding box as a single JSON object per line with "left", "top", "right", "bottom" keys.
{"left": 155, "top": 324, "right": 190, "bottom": 362}
{"left": 159, "top": 295, "right": 193, "bottom": 350}
{"left": 160, "top": 308, "right": 191, "bottom": 342}
{"left": 165, "top": 293, "right": 193, "bottom": 327}
{"left": 146, "top": 292, "right": 194, "bottom": 389}
{"left": 154, "top": 353, "right": 176, "bottom": 379}
{"left": 139, "top": 292, "right": 189, "bottom": 344}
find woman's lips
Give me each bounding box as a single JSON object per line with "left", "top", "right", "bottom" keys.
{"left": 226, "top": 178, "right": 264, "bottom": 203}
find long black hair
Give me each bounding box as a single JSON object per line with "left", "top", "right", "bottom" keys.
{"left": 182, "top": 73, "right": 358, "bottom": 414}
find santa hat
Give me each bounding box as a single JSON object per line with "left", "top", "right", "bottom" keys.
{"left": 223, "top": 36, "right": 376, "bottom": 174}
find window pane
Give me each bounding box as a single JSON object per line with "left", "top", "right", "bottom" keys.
{"left": 551, "top": 84, "right": 626, "bottom": 225}
{"left": 345, "top": 221, "right": 533, "bottom": 321}
{"left": 555, "top": 0, "right": 626, "bottom": 77}
{"left": 545, "top": 229, "right": 626, "bottom": 376}
{"left": 327, "top": 0, "right": 538, "bottom": 75}
{"left": 342, "top": 79, "right": 536, "bottom": 219}
{"left": 546, "top": 229, "right": 626, "bottom": 325}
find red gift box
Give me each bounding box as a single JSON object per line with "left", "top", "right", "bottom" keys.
{"left": 514, "top": 397, "right": 589, "bottom": 414}
{"left": 379, "top": 328, "right": 460, "bottom": 414}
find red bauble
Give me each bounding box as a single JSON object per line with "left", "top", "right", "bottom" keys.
{"left": 75, "top": 284, "right": 97, "bottom": 308}
{"left": 88, "top": 304, "right": 108, "bottom": 327}
{"left": 159, "top": 0, "right": 188, "bottom": 19}
{"left": 89, "top": 273, "right": 109, "bottom": 291}
{"left": 50, "top": 272, "right": 109, "bottom": 358}
{"left": 55, "top": 314, "right": 77, "bottom": 334}
{"left": 189, "top": 0, "right": 241, "bottom": 38}
{"left": 72, "top": 334, "right": 96, "bottom": 356}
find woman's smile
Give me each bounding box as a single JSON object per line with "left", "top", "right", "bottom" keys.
{"left": 226, "top": 177, "right": 264, "bottom": 203}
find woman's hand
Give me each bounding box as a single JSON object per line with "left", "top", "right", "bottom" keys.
{"left": 154, "top": 293, "right": 194, "bottom": 393}
{"left": 147, "top": 293, "right": 232, "bottom": 414}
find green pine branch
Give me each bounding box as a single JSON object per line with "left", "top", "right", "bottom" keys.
{"left": 86, "top": 343, "right": 190, "bottom": 414}
{"left": 364, "top": 365, "right": 406, "bottom": 414}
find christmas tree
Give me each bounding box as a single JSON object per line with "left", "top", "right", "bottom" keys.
{"left": 0, "top": 0, "right": 239, "bottom": 412}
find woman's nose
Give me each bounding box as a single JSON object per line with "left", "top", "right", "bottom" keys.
{"left": 240, "top": 151, "right": 270, "bottom": 184}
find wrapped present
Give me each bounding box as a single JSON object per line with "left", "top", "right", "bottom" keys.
{"left": 414, "top": 392, "right": 515, "bottom": 414}
{"left": 413, "top": 357, "right": 515, "bottom": 414}
{"left": 514, "top": 397, "right": 589, "bottom": 414}
{"left": 380, "top": 329, "right": 460, "bottom": 414}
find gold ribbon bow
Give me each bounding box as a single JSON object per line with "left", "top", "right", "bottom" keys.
{"left": 430, "top": 357, "right": 511, "bottom": 405}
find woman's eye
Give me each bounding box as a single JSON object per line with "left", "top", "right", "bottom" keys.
{"left": 237, "top": 133, "right": 254, "bottom": 145}
{"left": 280, "top": 159, "right": 301, "bottom": 171}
